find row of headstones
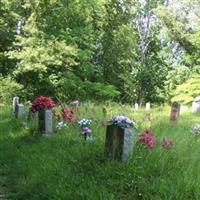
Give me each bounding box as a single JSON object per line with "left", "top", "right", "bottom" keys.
{"left": 134, "top": 96, "right": 200, "bottom": 113}
{"left": 13, "top": 97, "right": 135, "bottom": 162}
{"left": 12, "top": 96, "right": 200, "bottom": 163}
{"left": 134, "top": 102, "right": 150, "bottom": 110}
{"left": 13, "top": 97, "right": 54, "bottom": 134}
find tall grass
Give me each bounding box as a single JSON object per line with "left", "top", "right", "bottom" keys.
{"left": 0, "top": 103, "right": 200, "bottom": 200}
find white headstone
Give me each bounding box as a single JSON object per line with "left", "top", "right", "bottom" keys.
{"left": 134, "top": 103, "right": 139, "bottom": 110}
{"left": 17, "top": 104, "right": 25, "bottom": 117}
{"left": 146, "top": 102, "right": 150, "bottom": 110}
{"left": 45, "top": 109, "right": 53, "bottom": 134}
{"left": 13, "top": 96, "right": 19, "bottom": 114}
{"left": 192, "top": 96, "right": 200, "bottom": 113}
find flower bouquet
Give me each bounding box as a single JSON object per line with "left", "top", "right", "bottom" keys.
{"left": 78, "top": 118, "right": 92, "bottom": 140}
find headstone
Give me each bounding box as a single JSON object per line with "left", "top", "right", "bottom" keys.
{"left": 31, "top": 109, "right": 54, "bottom": 134}
{"left": 146, "top": 102, "right": 150, "bottom": 110}
{"left": 105, "top": 124, "right": 135, "bottom": 162}
{"left": 45, "top": 109, "right": 53, "bottom": 134}
{"left": 13, "top": 96, "right": 19, "bottom": 117}
{"left": 17, "top": 104, "right": 25, "bottom": 117}
{"left": 170, "top": 102, "right": 181, "bottom": 124}
{"left": 102, "top": 107, "right": 107, "bottom": 116}
{"left": 192, "top": 96, "right": 200, "bottom": 113}
{"left": 38, "top": 111, "right": 45, "bottom": 132}
{"left": 29, "top": 111, "right": 39, "bottom": 135}
{"left": 134, "top": 103, "right": 139, "bottom": 110}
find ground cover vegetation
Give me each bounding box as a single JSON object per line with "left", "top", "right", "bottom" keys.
{"left": 0, "top": 104, "right": 200, "bottom": 200}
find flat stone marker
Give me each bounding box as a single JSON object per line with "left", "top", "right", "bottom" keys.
{"left": 146, "top": 102, "right": 150, "bottom": 110}
{"left": 170, "top": 102, "right": 181, "bottom": 124}
{"left": 105, "top": 124, "right": 135, "bottom": 162}
{"left": 192, "top": 96, "right": 200, "bottom": 113}
{"left": 134, "top": 103, "right": 139, "bottom": 110}
{"left": 45, "top": 109, "right": 53, "bottom": 134}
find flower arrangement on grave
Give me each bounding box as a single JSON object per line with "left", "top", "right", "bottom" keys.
{"left": 161, "top": 137, "right": 174, "bottom": 149}
{"left": 30, "top": 96, "right": 55, "bottom": 134}
{"left": 138, "top": 129, "right": 156, "bottom": 148}
{"left": 78, "top": 118, "right": 92, "bottom": 140}
{"left": 56, "top": 121, "right": 67, "bottom": 130}
{"left": 110, "top": 115, "right": 137, "bottom": 129}
{"left": 31, "top": 96, "right": 55, "bottom": 113}
{"left": 61, "top": 108, "right": 75, "bottom": 122}
{"left": 191, "top": 123, "right": 200, "bottom": 135}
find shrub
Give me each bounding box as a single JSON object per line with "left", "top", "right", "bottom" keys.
{"left": 171, "top": 75, "right": 200, "bottom": 104}
{"left": 0, "top": 76, "right": 23, "bottom": 103}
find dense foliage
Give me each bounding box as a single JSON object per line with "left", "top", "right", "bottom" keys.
{"left": 1, "top": 0, "right": 200, "bottom": 104}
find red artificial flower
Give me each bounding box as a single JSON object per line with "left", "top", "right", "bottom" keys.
{"left": 31, "top": 96, "right": 55, "bottom": 113}
{"left": 61, "top": 108, "right": 75, "bottom": 122}
{"left": 139, "top": 129, "right": 156, "bottom": 148}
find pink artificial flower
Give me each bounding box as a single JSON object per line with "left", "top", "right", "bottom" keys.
{"left": 139, "top": 129, "right": 156, "bottom": 148}
{"left": 61, "top": 108, "right": 75, "bottom": 122}
{"left": 161, "top": 137, "right": 174, "bottom": 149}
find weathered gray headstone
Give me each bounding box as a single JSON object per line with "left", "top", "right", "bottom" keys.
{"left": 45, "top": 109, "right": 53, "bottom": 134}
{"left": 13, "top": 96, "right": 19, "bottom": 117}
{"left": 134, "top": 103, "right": 139, "bottom": 110}
{"left": 192, "top": 96, "right": 200, "bottom": 113}
{"left": 105, "top": 124, "right": 135, "bottom": 162}
{"left": 38, "top": 111, "right": 45, "bottom": 133}
{"left": 170, "top": 102, "right": 181, "bottom": 125}
{"left": 17, "top": 103, "right": 25, "bottom": 117}
{"left": 146, "top": 102, "right": 150, "bottom": 110}
{"left": 30, "top": 110, "right": 54, "bottom": 134}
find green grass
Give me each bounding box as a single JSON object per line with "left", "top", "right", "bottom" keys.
{"left": 0, "top": 103, "right": 200, "bottom": 200}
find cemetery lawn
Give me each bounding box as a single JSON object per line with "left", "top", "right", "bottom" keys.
{"left": 1, "top": 104, "right": 200, "bottom": 200}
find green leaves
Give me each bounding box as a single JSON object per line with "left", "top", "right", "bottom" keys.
{"left": 0, "top": 76, "right": 23, "bottom": 101}
{"left": 172, "top": 76, "right": 200, "bottom": 104}
{"left": 8, "top": 36, "right": 77, "bottom": 74}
